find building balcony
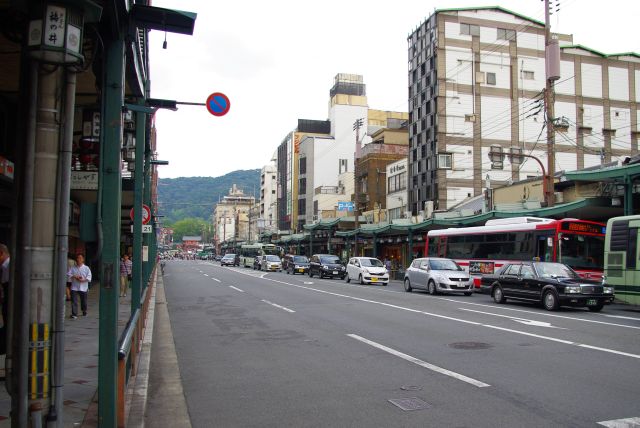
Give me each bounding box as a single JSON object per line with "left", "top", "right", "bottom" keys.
{"left": 315, "top": 185, "right": 343, "bottom": 195}
{"left": 361, "top": 143, "right": 409, "bottom": 157}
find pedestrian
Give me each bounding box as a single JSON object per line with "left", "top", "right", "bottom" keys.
{"left": 383, "top": 257, "right": 391, "bottom": 271}
{"left": 67, "top": 254, "right": 92, "bottom": 319}
{"left": 0, "top": 243, "right": 10, "bottom": 354}
{"left": 66, "top": 254, "right": 75, "bottom": 302}
{"left": 119, "top": 253, "right": 132, "bottom": 297}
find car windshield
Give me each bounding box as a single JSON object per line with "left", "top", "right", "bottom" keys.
{"left": 293, "top": 256, "right": 309, "bottom": 263}
{"left": 321, "top": 256, "right": 341, "bottom": 264}
{"left": 265, "top": 255, "right": 280, "bottom": 261}
{"left": 558, "top": 233, "right": 604, "bottom": 270}
{"left": 360, "top": 258, "right": 383, "bottom": 267}
{"left": 429, "top": 259, "right": 462, "bottom": 271}
{"left": 534, "top": 262, "right": 579, "bottom": 279}
{"left": 223, "top": 254, "right": 235, "bottom": 258}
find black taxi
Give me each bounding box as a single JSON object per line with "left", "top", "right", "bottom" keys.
{"left": 482, "top": 262, "right": 614, "bottom": 311}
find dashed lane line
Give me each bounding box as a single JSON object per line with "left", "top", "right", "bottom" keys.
{"left": 261, "top": 299, "right": 295, "bottom": 313}
{"left": 348, "top": 334, "right": 490, "bottom": 388}
{"left": 229, "top": 286, "right": 244, "bottom": 293}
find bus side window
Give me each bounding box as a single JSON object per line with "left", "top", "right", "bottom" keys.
{"left": 535, "top": 234, "right": 552, "bottom": 261}
{"left": 437, "top": 237, "right": 447, "bottom": 258}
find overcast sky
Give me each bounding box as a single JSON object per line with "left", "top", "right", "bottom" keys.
{"left": 148, "top": 0, "right": 640, "bottom": 179}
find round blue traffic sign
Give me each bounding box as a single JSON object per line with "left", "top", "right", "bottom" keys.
{"left": 206, "top": 92, "right": 230, "bottom": 116}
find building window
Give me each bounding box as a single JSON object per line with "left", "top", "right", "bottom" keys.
{"left": 460, "top": 23, "right": 480, "bottom": 36}
{"left": 339, "top": 158, "right": 348, "bottom": 174}
{"left": 299, "top": 157, "right": 306, "bottom": 174}
{"left": 497, "top": 28, "right": 516, "bottom": 40}
{"left": 486, "top": 72, "right": 496, "bottom": 85}
{"left": 272, "top": 190, "right": 275, "bottom": 194}
{"left": 298, "top": 201, "right": 306, "bottom": 215}
{"left": 298, "top": 178, "right": 306, "bottom": 194}
{"left": 438, "top": 153, "right": 453, "bottom": 169}
{"left": 522, "top": 70, "right": 535, "bottom": 80}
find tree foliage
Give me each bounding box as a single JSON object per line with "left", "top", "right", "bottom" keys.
{"left": 169, "top": 217, "right": 209, "bottom": 242}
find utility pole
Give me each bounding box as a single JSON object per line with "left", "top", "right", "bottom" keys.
{"left": 353, "top": 118, "right": 364, "bottom": 257}
{"left": 544, "top": 0, "right": 559, "bottom": 207}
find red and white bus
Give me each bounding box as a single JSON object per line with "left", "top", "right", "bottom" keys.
{"left": 426, "top": 217, "right": 606, "bottom": 290}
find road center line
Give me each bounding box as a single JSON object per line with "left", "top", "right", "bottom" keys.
{"left": 252, "top": 276, "right": 640, "bottom": 360}
{"left": 229, "top": 286, "right": 244, "bottom": 293}
{"left": 261, "top": 299, "right": 295, "bottom": 313}
{"left": 459, "top": 308, "right": 566, "bottom": 329}
{"left": 597, "top": 416, "right": 640, "bottom": 427}
{"left": 347, "top": 334, "right": 490, "bottom": 388}
{"left": 435, "top": 297, "right": 640, "bottom": 330}
{"left": 211, "top": 278, "right": 221, "bottom": 283}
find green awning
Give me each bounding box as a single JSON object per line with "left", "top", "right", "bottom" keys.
{"left": 562, "top": 163, "right": 640, "bottom": 182}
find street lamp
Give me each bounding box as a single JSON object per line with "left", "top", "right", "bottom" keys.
{"left": 150, "top": 159, "right": 169, "bottom": 166}
{"left": 27, "top": 1, "right": 102, "bottom": 65}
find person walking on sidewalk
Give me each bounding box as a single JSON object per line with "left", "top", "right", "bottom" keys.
{"left": 67, "top": 254, "right": 92, "bottom": 319}
{"left": 120, "top": 253, "right": 132, "bottom": 297}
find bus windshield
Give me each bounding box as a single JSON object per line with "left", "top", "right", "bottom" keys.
{"left": 558, "top": 233, "right": 604, "bottom": 269}
{"left": 263, "top": 246, "right": 280, "bottom": 255}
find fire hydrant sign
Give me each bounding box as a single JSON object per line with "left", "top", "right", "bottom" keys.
{"left": 130, "top": 204, "right": 151, "bottom": 225}
{"left": 206, "top": 92, "right": 231, "bottom": 116}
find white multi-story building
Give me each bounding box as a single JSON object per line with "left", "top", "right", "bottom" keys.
{"left": 259, "top": 160, "right": 277, "bottom": 231}
{"left": 407, "top": 6, "right": 638, "bottom": 212}
{"left": 386, "top": 158, "right": 408, "bottom": 221}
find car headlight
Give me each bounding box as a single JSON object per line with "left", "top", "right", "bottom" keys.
{"left": 565, "top": 286, "right": 581, "bottom": 294}
{"left": 321, "top": 265, "right": 328, "bottom": 269}
{"left": 603, "top": 286, "right": 614, "bottom": 294}
{"left": 294, "top": 265, "right": 300, "bottom": 269}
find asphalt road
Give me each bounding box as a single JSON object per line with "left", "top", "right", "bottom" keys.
{"left": 152, "top": 260, "right": 640, "bottom": 428}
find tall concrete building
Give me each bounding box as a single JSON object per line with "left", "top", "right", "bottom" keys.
{"left": 407, "top": 6, "right": 638, "bottom": 214}
{"left": 298, "top": 74, "right": 408, "bottom": 227}
{"left": 213, "top": 184, "right": 255, "bottom": 251}
{"left": 259, "top": 160, "right": 278, "bottom": 231}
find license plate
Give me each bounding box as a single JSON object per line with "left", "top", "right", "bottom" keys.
{"left": 299, "top": 269, "right": 304, "bottom": 273}
{"left": 371, "top": 277, "right": 377, "bottom": 282}
{"left": 587, "top": 299, "right": 597, "bottom": 306}
{"left": 333, "top": 271, "right": 338, "bottom": 275}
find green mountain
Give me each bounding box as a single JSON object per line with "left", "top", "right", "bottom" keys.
{"left": 158, "top": 169, "right": 261, "bottom": 225}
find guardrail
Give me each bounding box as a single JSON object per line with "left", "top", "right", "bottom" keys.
{"left": 116, "top": 267, "right": 156, "bottom": 428}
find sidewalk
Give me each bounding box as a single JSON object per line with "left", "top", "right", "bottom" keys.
{"left": 0, "top": 284, "right": 132, "bottom": 427}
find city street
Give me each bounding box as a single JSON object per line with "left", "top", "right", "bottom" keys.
{"left": 147, "top": 260, "right": 640, "bottom": 427}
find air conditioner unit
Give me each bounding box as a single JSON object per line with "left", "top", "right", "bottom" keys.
{"left": 554, "top": 192, "right": 564, "bottom": 204}
{"left": 424, "top": 201, "right": 434, "bottom": 219}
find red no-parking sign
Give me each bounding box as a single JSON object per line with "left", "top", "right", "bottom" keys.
{"left": 206, "top": 92, "right": 231, "bottom": 116}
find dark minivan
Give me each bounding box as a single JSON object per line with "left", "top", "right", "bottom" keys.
{"left": 309, "top": 254, "right": 346, "bottom": 279}
{"left": 285, "top": 255, "right": 310, "bottom": 275}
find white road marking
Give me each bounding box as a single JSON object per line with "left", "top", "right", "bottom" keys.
{"left": 436, "top": 297, "right": 640, "bottom": 330}
{"left": 253, "top": 277, "right": 640, "bottom": 360}
{"left": 459, "top": 308, "right": 565, "bottom": 329}
{"left": 261, "top": 299, "right": 295, "bottom": 313}
{"left": 347, "top": 334, "right": 490, "bottom": 388}
{"left": 211, "top": 278, "right": 221, "bottom": 283}
{"left": 304, "top": 282, "right": 314, "bottom": 285}
{"left": 203, "top": 274, "right": 209, "bottom": 277}
{"left": 228, "top": 286, "right": 244, "bottom": 293}
{"left": 597, "top": 417, "right": 640, "bottom": 427}
{"left": 602, "top": 314, "right": 640, "bottom": 321}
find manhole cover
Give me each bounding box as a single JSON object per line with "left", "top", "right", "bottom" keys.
{"left": 448, "top": 342, "right": 493, "bottom": 350}
{"left": 389, "top": 397, "right": 431, "bottom": 411}
{"left": 400, "top": 385, "right": 422, "bottom": 391}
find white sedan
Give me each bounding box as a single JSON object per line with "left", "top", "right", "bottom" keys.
{"left": 345, "top": 257, "right": 389, "bottom": 285}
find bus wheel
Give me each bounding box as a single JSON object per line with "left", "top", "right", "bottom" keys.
{"left": 588, "top": 304, "right": 604, "bottom": 312}
{"left": 493, "top": 285, "right": 506, "bottom": 304}
{"left": 543, "top": 290, "right": 559, "bottom": 311}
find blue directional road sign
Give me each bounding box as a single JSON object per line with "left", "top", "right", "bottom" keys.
{"left": 337, "top": 201, "right": 355, "bottom": 211}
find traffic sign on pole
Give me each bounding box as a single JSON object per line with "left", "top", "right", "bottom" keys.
{"left": 206, "top": 92, "right": 231, "bottom": 116}
{"left": 130, "top": 204, "right": 151, "bottom": 224}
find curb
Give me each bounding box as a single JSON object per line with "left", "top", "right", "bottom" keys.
{"left": 125, "top": 273, "right": 158, "bottom": 428}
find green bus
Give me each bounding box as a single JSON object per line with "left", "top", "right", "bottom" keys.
{"left": 604, "top": 215, "right": 640, "bottom": 305}
{"left": 239, "top": 243, "right": 281, "bottom": 268}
